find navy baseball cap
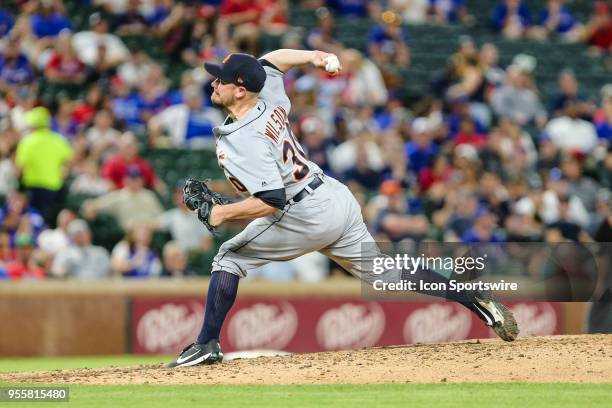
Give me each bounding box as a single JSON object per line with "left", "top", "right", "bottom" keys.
{"left": 204, "top": 53, "right": 266, "bottom": 93}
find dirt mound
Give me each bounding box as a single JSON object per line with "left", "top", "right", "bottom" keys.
{"left": 2, "top": 335, "right": 610, "bottom": 385}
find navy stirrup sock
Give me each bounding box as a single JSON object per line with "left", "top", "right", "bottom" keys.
{"left": 196, "top": 270, "right": 240, "bottom": 345}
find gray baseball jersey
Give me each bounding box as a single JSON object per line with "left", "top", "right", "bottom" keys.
{"left": 214, "top": 65, "right": 322, "bottom": 198}
{"left": 211, "top": 63, "right": 384, "bottom": 281}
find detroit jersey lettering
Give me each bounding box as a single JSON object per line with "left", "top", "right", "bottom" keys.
{"left": 214, "top": 65, "right": 322, "bottom": 197}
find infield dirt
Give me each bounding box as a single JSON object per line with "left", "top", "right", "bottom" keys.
{"left": 2, "top": 334, "right": 610, "bottom": 385}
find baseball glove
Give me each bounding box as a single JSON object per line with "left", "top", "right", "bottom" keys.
{"left": 183, "top": 177, "right": 230, "bottom": 233}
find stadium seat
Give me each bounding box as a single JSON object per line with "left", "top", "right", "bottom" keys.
{"left": 65, "top": 192, "right": 97, "bottom": 213}
{"left": 88, "top": 213, "right": 124, "bottom": 252}
{"left": 151, "top": 230, "right": 172, "bottom": 255}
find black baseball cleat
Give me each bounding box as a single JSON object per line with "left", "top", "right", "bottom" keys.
{"left": 472, "top": 295, "right": 520, "bottom": 342}
{"left": 165, "top": 339, "right": 224, "bottom": 368}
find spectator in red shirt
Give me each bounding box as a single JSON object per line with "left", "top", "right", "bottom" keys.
{"left": 220, "top": 0, "right": 261, "bottom": 25}
{"left": 455, "top": 118, "right": 487, "bottom": 148}
{"left": 44, "top": 31, "right": 86, "bottom": 84}
{"left": 419, "top": 155, "right": 452, "bottom": 193}
{"left": 72, "top": 83, "right": 104, "bottom": 126}
{"left": 586, "top": 0, "right": 612, "bottom": 53}
{"left": 220, "top": 0, "right": 287, "bottom": 54}
{"left": 0, "top": 227, "right": 15, "bottom": 274}
{"left": 102, "top": 131, "right": 164, "bottom": 193}
{"left": 5, "top": 233, "right": 46, "bottom": 280}
{"left": 258, "top": 0, "right": 289, "bottom": 34}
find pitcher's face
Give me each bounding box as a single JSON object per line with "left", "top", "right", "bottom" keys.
{"left": 211, "top": 78, "right": 244, "bottom": 108}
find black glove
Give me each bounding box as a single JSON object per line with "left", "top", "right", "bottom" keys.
{"left": 183, "top": 178, "right": 230, "bottom": 233}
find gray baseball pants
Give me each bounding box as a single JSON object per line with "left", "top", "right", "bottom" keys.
{"left": 212, "top": 175, "right": 383, "bottom": 281}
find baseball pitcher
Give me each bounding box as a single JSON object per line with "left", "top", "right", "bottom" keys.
{"left": 166, "top": 50, "right": 519, "bottom": 368}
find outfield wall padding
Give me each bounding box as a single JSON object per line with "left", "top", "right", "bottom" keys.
{"left": 0, "top": 279, "right": 590, "bottom": 357}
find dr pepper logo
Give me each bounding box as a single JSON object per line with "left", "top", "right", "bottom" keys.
{"left": 508, "top": 303, "right": 557, "bottom": 336}
{"left": 404, "top": 303, "right": 472, "bottom": 344}
{"left": 227, "top": 302, "right": 298, "bottom": 350}
{"left": 136, "top": 301, "right": 203, "bottom": 353}
{"left": 316, "top": 302, "right": 385, "bottom": 350}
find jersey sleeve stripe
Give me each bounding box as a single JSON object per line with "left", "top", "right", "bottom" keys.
{"left": 259, "top": 59, "right": 284, "bottom": 73}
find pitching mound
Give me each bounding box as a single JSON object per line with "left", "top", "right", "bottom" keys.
{"left": 3, "top": 334, "right": 610, "bottom": 385}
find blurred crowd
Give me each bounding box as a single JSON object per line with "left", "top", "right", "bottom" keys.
{"left": 0, "top": 0, "right": 611, "bottom": 281}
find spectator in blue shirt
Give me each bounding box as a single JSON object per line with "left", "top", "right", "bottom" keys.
{"left": 148, "top": 0, "right": 173, "bottom": 26}
{"left": 135, "top": 88, "right": 169, "bottom": 124}
{"left": 51, "top": 98, "right": 80, "bottom": 141}
{"left": 461, "top": 206, "right": 506, "bottom": 243}
{"left": 532, "top": 0, "right": 583, "bottom": 42}
{"left": 111, "top": 77, "right": 143, "bottom": 128}
{"left": 111, "top": 222, "right": 162, "bottom": 278}
{"left": 113, "top": 0, "right": 150, "bottom": 35}
{"left": 298, "top": 115, "right": 335, "bottom": 175}
{"left": 0, "top": 8, "right": 14, "bottom": 37}
{"left": 31, "top": 1, "right": 72, "bottom": 39}
{"left": 550, "top": 70, "right": 594, "bottom": 119}
{"left": 326, "top": 0, "right": 373, "bottom": 18}
{"left": 0, "top": 191, "right": 45, "bottom": 248}
{"left": 306, "top": 6, "right": 343, "bottom": 54}
{"left": 367, "top": 11, "right": 410, "bottom": 66}
{"left": 446, "top": 97, "right": 487, "bottom": 139}
{"left": 595, "top": 86, "right": 612, "bottom": 146}
{"left": 344, "top": 140, "right": 390, "bottom": 190}
{"left": 429, "top": 0, "right": 467, "bottom": 24}
{"left": 596, "top": 121, "right": 611, "bottom": 145}
{"left": 539, "top": 0, "right": 576, "bottom": 33}
{"left": 0, "top": 36, "right": 34, "bottom": 92}
{"left": 405, "top": 118, "right": 440, "bottom": 174}
{"left": 491, "top": 0, "right": 532, "bottom": 39}
{"left": 446, "top": 192, "right": 480, "bottom": 238}
{"left": 373, "top": 180, "right": 429, "bottom": 242}
{"left": 148, "top": 86, "right": 224, "bottom": 148}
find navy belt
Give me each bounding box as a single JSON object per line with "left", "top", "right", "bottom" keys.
{"left": 289, "top": 175, "right": 324, "bottom": 204}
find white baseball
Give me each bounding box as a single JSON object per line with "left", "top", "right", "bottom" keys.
{"left": 324, "top": 55, "right": 340, "bottom": 73}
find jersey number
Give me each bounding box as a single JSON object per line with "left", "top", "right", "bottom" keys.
{"left": 282, "top": 137, "right": 310, "bottom": 181}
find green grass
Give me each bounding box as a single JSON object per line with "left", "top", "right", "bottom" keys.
{"left": 0, "top": 357, "right": 609, "bottom": 407}
{"left": 0, "top": 383, "right": 609, "bottom": 408}
{"left": 0, "top": 355, "right": 169, "bottom": 373}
